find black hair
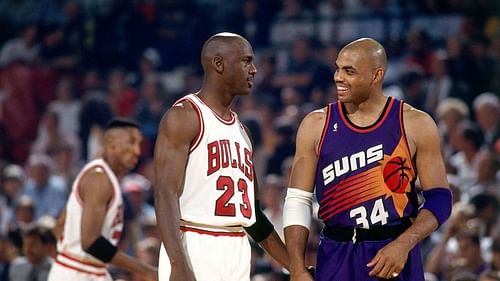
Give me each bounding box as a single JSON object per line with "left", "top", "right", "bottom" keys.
{"left": 23, "top": 224, "right": 52, "bottom": 245}
{"left": 105, "top": 117, "right": 140, "bottom": 131}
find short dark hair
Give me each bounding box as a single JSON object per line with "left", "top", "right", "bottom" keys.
{"left": 105, "top": 118, "right": 140, "bottom": 131}
{"left": 23, "top": 224, "right": 53, "bottom": 245}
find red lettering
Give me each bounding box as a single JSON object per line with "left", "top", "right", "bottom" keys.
{"left": 220, "top": 139, "right": 231, "bottom": 168}
{"left": 207, "top": 141, "right": 220, "bottom": 176}
{"left": 244, "top": 148, "right": 253, "bottom": 181}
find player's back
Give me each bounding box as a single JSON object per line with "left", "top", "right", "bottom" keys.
{"left": 175, "top": 94, "right": 256, "bottom": 229}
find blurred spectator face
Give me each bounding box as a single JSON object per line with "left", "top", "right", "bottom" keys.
{"left": 15, "top": 196, "right": 34, "bottom": 224}
{"left": 29, "top": 163, "right": 50, "bottom": 187}
{"left": 43, "top": 111, "right": 59, "bottom": 133}
{"left": 446, "top": 35, "right": 463, "bottom": 58}
{"left": 430, "top": 55, "right": 448, "bottom": 77}
{"left": 456, "top": 234, "right": 482, "bottom": 264}
{"left": 22, "top": 234, "right": 46, "bottom": 264}
{"left": 108, "top": 70, "right": 126, "bottom": 93}
{"left": 292, "top": 38, "right": 311, "bottom": 63}
{"left": 441, "top": 110, "right": 464, "bottom": 133}
{"left": 2, "top": 181, "right": 16, "bottom": 199}
{"left": 475, "top": 103, "right": 498, "bottom": 131}
{"left": 23, "top": 24, "right": 38, "bottom": 46}
{"left": 56, "top": 78, "right": 75, "bottom": 102}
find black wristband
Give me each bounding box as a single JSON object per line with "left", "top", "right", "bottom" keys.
{"left": 85, "top": 236, "right": 118, "bottom": 263}
{"left": 244, "top": 201, "right": 274, "bottom": 243}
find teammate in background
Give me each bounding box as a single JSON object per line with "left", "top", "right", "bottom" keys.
{"left": 154, "top": 32, "right": 289, "bottom": 281}
{"left": 48, "top": 118, "right": 157, "bottom": 281}
{"left": 283, "top": 38, "right": 452, "bottom": 281}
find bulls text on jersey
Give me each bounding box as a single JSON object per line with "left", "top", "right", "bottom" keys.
{"left": 207, "top": 139, "right": 253, "bottom": 182}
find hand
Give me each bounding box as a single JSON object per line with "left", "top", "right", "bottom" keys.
{"left": 366, "top": 240, "right": 410, "bottom": 279}
{"left": 290, "top": 268, "right": 314, "bottom": 281}
{"left": 170, "top": 264, "right": 196, "bottom": 281}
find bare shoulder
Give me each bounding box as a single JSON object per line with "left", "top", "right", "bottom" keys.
{"left": 158, "top": 99, "right": 199, "bottom": 138}
{"left": 300, "top": 107, "right": 328, "bottom": 128}
{"left": 402, "top": 103, "right": 437, "bottom": 132}
{"left": 296, "top": 106, "right": 328, "bottom": 148}
{"left": 79, "top": 167, "right": 113, "bottom": 201}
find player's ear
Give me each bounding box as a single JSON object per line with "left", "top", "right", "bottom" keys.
{"left": 372, "top": 68, "right": 384, "bottom": 84}
{"left": 212, "top": 55, "right": 224, "bottom": 73}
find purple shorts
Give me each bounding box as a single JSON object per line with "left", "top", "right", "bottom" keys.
{"left": 315, "top": 233, "right": 424, "bottom": 281}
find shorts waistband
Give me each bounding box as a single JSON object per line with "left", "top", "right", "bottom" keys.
{"left": 322, "top": 218, "right": 412, "bottom": 243}
{"left": 179, "top": 220, "right": 246, "bottom": 237}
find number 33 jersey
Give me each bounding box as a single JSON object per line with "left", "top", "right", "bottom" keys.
{"left": 315, "top": 97, "right": 418, "bottom": 228}
{"left": 175, "top": 94, "right": 256, "bottom": 228}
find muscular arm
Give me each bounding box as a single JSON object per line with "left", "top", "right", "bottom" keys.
{"left": 153, "top": 102, "right": 198, "bottom": 280}
{"left": 80, "top": 170, "right": 157, "bottom": 280}
{"left": 368, "top": 107, "right": 449, "bottom": 278}
{"left": 284, "top": 110, "right": 326, "bottom": 279}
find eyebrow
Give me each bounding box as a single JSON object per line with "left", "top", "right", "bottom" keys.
{"left": 335, "top": 63, "right": 356, "bottom": 71}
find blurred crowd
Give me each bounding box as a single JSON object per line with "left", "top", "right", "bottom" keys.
{"left": 0, "top": 0, "right": 499, "bottom": 281}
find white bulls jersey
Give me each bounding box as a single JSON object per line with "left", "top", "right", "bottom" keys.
{"left": 56, "top": 158, "right": 123, "bottom": 272}
{"left": 176, "top": 94, "right": 256, "bottom": 227}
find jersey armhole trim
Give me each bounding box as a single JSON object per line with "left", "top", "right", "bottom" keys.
{"left": 177, "top": 97, "right": 205, "bottom": 153}
{"left": 399, "top": 101, "right": 415, "bottom": 173}
{"left": 317, "top": 104, "right": 332, "bottom": 155}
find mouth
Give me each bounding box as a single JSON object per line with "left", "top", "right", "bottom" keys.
{"left": 247, "top": 77, "right": 254, "bottom": 88}
{"left": 336, "top": 85, "right": 349, "bottom": 96}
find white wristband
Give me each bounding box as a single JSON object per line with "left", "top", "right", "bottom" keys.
{"left": 283, "top": 188, "right": 313, "bottom": 230}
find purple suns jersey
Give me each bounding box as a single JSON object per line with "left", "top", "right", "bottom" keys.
{"left": 315, "top": 97, "right": 418, "bottom": 229}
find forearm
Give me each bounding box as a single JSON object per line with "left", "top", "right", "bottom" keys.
{"left": 111, "top": 251, "right": 155, "bottom": 274}
{"left": 284, "top": 225, "right": 309, "bottom": 274}
{"left": 258, "top": 230, "right": 290, "bottom": 270}
{"left": 154, "top": 188, "right": 189, "bottom": 266}
{"left": 393, "top": 210, "right": 438, "bottom": 251}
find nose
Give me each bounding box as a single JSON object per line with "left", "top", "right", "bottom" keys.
{"left": 250, "top": 63, "right": 257, "bottom": 75}
{"left": 333, "top": 69, "right": 343, "bottom": 84}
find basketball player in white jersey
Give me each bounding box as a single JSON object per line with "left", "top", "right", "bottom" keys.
{"left": 48, "top": 118, "right": 157, "bottom": 281}
{"left": 154, "top": 32, "right": 290, "bottom": 281}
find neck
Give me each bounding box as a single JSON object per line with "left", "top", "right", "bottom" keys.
{"left": 102, "top": 156, "right": 125, "bottom": 179}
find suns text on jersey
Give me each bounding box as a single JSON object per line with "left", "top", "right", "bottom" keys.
{"left": 322, "top": 144, "right": 384, "bottom": 185}
{"left": 207, "top": 139, "right": 253, "bottom": 181}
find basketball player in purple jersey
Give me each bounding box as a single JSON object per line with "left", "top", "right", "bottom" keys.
{"left": 283, "top": 38, "right": 452, "bottom": 281}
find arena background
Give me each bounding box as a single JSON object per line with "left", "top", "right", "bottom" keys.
{"left": 0, "top": 1, "right": 499, "bottom": 280}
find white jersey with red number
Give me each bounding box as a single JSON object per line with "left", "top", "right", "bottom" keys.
{"left": 176, "top": 94, "right": 256, "bottom": 228}
{"left": 57, "top": 158, "right": 124, "bottom": 268}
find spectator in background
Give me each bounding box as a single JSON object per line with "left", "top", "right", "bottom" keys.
{"left": 36, "top": 24, "right": 79, "bottom": 70}
{"left": 78, "top": 89, "right": 113, "bottom": 161}
{"left": 9, "top": 225, "right": 53, "bottom": 281}
{"left": 473, "top": 92, "right": 499, "bottom": 150}
{"left": 47, "top": 77, "right": 81, "bottom": 140}
{"left": 435, "top": 98, "right": 470, "bottom": 163}
{"left": 261, "top": 174, "right": 286, "bottom": 239}
{"left": 31, "top": 110, "right": 80, "bottom": 160}
{"left": 1, "top": 165, "right": 26, "bottom": 231}
{"left": 448, "top": 121, "right": 485, "bottom": 193}
{"left": 10, "top": 196, "right": 35, "bottom": 231}
{"left": 107, "top": 68, "right": 138, "bottom": 117}
{"left": 22, "top": 154, "right": 67, "bottom": 220}
{"left": 0, "top": 23, "right": 39, "bottom": 67}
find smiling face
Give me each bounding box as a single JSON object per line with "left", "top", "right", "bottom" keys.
{"left": 334, "top": 38, "right": 386, "bottom": 104}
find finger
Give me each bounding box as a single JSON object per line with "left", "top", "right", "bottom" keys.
{"left": 377, "top": 262, "right": 394, "bottom": 279}
{"left": 366, "top": 253, "right": 380, "bottom": 267}
{"left": 368, "top": 257, "right": 384, "bottom": 276}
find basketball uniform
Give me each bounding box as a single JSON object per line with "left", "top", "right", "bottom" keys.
{"left": 48, "top": 159, "right": 124, "bottom": 281}
{"left": 158, "top": 94, "right": 256, "bottom": 281}
{"left": 314, "top": 97, "right": 423, "bottom": 281}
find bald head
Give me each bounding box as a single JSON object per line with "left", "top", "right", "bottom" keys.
{"left": 341, "top": 38, "right": 387, "bottom": 71}
{"left": 200, "top": 32, "right": 250, "bottom": 72}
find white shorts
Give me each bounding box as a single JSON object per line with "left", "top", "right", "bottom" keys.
{"left": 48, "top": 254, "right": 112, "bottom": 281}
{"left": 159, "top": 227, "right": 251, "bottom": 281}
